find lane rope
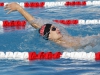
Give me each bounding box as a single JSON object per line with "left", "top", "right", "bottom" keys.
{"left": 53, "top": 19, "right": 100, "bottom": 25}
{"left": 0, "top": 51, "right": 100, "bottom": 61}
{"left": 0, "top": 20, "right": 26, "bottom": 33}
{"left": 0, "top": 19, "right": 100, "bottom": 27}
{"left": 0, "top": 19, "right": 100, "bottom": 32}
{"left": 0, "top": 1, "right": 100, "bottom": 8}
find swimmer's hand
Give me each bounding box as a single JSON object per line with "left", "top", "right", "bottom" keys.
{"left": 4, "top": 2, "right": 22, "bottom": 14}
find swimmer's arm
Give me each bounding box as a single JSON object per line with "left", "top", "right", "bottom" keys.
{"left": 17, "top": 6, "right": 41, "bottom": 29}
{"left": 4, "top": 2, "right": 41, "bottom": 29}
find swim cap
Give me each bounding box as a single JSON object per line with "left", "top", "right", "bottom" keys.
{"left": 39, "top": 24, "right": 52, "bottom": 38}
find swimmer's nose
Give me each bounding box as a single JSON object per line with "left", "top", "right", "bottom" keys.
{"left": 56, "top": 28, "right": 60, "bottom": 31}
{"left": 56, "top": 28, "right": 61, "bottom": 33}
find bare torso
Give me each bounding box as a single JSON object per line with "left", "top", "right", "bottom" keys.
{"left": 55, "top": 34, "right": 100, "bottom": 50}
{"left": 54, "top": 35, "right": 82, "bottom": 49}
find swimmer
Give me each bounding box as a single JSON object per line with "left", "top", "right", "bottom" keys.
{"left": 4, "top": 2, "right": 100, "bottom": 49}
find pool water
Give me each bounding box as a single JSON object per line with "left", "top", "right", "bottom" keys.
{"left": 0, "top": 0, "right": 100, "bottom": 75}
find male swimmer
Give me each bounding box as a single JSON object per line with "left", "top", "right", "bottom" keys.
{"left": 4, "top": 2, "right": 100, "bottom": 49}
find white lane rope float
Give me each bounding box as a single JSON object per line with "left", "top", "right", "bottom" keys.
{"left": 0, "top": 51, "right": 100, "bottom": 61}
{"left": 0, "top": 1, "right": 100, "bottom": 8}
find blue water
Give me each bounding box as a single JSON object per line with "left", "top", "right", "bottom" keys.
{"left": 0, "top": 0, "right": 100, "bottom": 75}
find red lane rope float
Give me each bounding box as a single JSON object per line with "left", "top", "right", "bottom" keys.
{"left": 53, "top": 19, "right": 78, "bottom": 26}
{"left": 2, "top": 20, "right": 26, "bottom": 27}
{"left": 53, "top": 19, "right": 100, "bottom": 26}
{"left": 0, "top": 1, "right": 100, "bottom": 8}
{"left": 0, "top": 20, "right": 26, "bottom": 28}
{"left": 0, "top": 20, "right": 26, "bottom": 32}
{"left": 0, "top": 51, "right": 100, "bottom": 61}
{"left": 24, "top": 2, "right": 45, "bottom": 8}
{"left": 28, "top": 52, "right": 61, "bottom": 60}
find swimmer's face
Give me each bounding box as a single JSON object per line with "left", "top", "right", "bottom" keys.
{"left": 48, "top": 25, "right": 63, "bottom": 40}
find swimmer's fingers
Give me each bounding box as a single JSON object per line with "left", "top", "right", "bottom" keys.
{"left": 5, "top": 4, "right": 9, "bottom": 7}
{"left": 4, "top": 7, "right": 13, "bottom": 14}
{"left": 4, "top": 3, "right": 21, "bottom": 13}
{"left": 4, "top": 4, "right": 11, "bottom": 11}
{"left": 4, "top": 4, "right": 14, "bottom": 14}
{"left": 4, "top": 4, "right": 10, "bottom": 9}
{"left": 4, "top": 8, "right": 11, "bottom": 11}
{"left": 4, "top": 4, "right": 8, "bottom": 8}
{"left": 6, "top": 10, "right": 13, "bottom": 14}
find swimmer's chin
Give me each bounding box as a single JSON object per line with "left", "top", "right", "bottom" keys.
{"left": 58, "top": 35, "right": 63, "bottom": 40}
